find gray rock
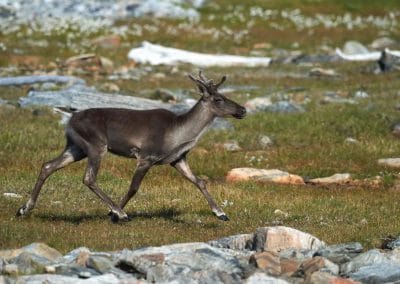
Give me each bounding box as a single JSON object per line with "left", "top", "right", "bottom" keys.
{"left": 264, "top": 101, "right": 305, "bottom": 113}
{"left": 245, "top": 272, "right": 290, "bottom": 284}
{"left": 370, "top": 37, "right": 397, "bottom": 50}
{"left": 321, "top": 92, "right": 357, "bottom": 105}
{"left": 258, "top": 135, "right": 274, "bottom": 149}
{"left": 384, "top": 237, "right": 400, "bottom": 250}
{"left": 10, "top": 252, "right": 54, "bottom": 274}
{"left": 340, "top": 249, "right": 390, "bottom": 275}
{"left": 115, "top": 242, "right": 246, "bottom": 283}
{"left": 54, "top": 263, "right": 100, "bottom": 278}
{"left": 0, "top": 75, "right": 85, "bottom": 86}
{"left": 314, "top": 242, "right": 363, "bottom": 264}
{"left": 0, "top": 243, "right": 62, "bottom": 262}
{"left": 87, "top": 255, "right": 114, "bottom": 274}
{"left": 221, "top": 141, "right": 242, "bottom": 152}
{"left": 279, "top": 248, "right": 316, "bottom": 262}
{"left": 245, "top": 97, "right": 272, "bottom": 113}
{"left": 17, "top": 273, "right": 122, "bottom": 284}
{"left": 2, "top": 263, "right": 18, "bottom": 276}
{"left": 61, "top": 247, "right": 91, "bottom": 264}
{"left": 343, "top": 41, "right": 370, "bottom": 55}
{"left": 378, "top": 158, "right": 400, "bottom": 168}
{"left": 349, "top": 262, "right": 400, "bottom": 283}
{"left": 208, "top": 234, "right": 254, "bottom": 251}
{"left": 0, "top": 98, "right": 8, "bottom": 105}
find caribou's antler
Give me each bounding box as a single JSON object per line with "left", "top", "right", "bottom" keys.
{"left": 188, "top": 71, "right": 227, "bottom": 93}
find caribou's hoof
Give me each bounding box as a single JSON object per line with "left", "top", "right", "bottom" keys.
{"left": 16, "top": 205, "right": 29, "bottom": 217}
{"left": 217, "top": 214, "right": 230, "bottom": 221}
{"left": 110, "top": 212, "right": 131, "bottom": 223}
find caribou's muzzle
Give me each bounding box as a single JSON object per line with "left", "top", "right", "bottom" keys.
{"left": 233, "top": 107, "right": 247, "bottom": 119}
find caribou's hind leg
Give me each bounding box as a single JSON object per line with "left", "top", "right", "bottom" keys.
{"left": 16, "top": 144, "right": 86, "bottom": 216}
{"left": 171, "top": 157, "right": 229, "bottom": 221}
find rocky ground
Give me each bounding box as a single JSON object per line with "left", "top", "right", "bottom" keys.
{"left": 1, "top": 226, "right": 400, "bottom": 283}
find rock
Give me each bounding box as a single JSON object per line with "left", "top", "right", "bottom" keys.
{"left": 377, "top": 158, "right": 400, "bottom": 168}
{"left": 245, "top": 272, "right": 290, "bottom": 284}
{"left": 265, "top": 101, "right": 305, "bottom": 113}
{"left": 309, "top": 68, "right": 338, "bottom": 77}
{"left": 340, "top": 249, "right": 390, "bottom": 275}
{"left": 321, "top": 92, "right": 357, "bottom": 105}
{"left": 253, "top": 226, "right": 325, "bottom": 253}
{"left": 87, "top": 255, "right": 114, "bottom": 274}
{"left": 115, "top": 242, "right": 245, "bottom": 283}
{"left": 349, "top": 262, "right": 400, "bottom": 283}
{"left": 343, "top": 41, "right": 370, "bottom": 55}
{"left": 377, "top": 49, "right": 400, "bottom": 72}
{"left": 299, "top": 256, "right": 339, "bottom": 277}
{"left": 249, "top": 251, "right": 281, "bottom": 276}
{"left": 308, "top": 271, "right": 360, "bottom": 284}
{"left": 99, "top": 82, "right": 120, "bottom": 92}
{"left": 279, "top": 248, "right": 316, "bottom": 262}
{"left": 391, "top": 123, "right": 400, "bottom": 138}
{"left": 308, "top": 173, "right": 352, "bottom": 185}
{"left": 76, "top": 251, "right": 90, "bottom": 266}
{"left": 208, "top": 234, "right": 254, "bottom": 251}
{"left": 353, "top": 90, "right": 369, "bottom": 99}
{"left": 274, "top": 209, "right": 289, "bottom": 218}
{"left": 370, "top": 37, "right": 397, "bottom": 50}
{"left": 16, "top": 273, "right": 121, "bottom": 284}
{"left": 2, "top": 192, "right": 23, "bottom": 199}
{"left": 0, "top": 243, "right": 62, "bottom": 262}
{"left": 11, "top": 252, "right": 54, "bottom": 274}
{"left": 226, "top": 168, "right": 305, "bottom": 185}
{"left": 344, "top": 137, "right": 359, "bottom": 144}
{"left": 280, "top": 259, "right": 300, "bottom": 277}
{"left": 383, "top": 237, "right": 400, "bottom": 250}
{"left": 314, "top": 242, "right": 363, "bottom": 264}
{"left": 218, "top": 141, "right": 242, "bottom": 152}
{"left": 61, "top": 247, "right": 91, "bottom": 264}
{"left": 0, "top": 75, "right": 85, "bottom": 86}
{"left": 3, "top": 264, "right": 18, "bottom": 276}
{"left": 91, "top": 35, "right": 121, "bottom": 49}
{"left": 258, "top": 135, "right": 274, "bottom": 149}
{"left": 245, "top": 97, "right": 272, "bottom": 113}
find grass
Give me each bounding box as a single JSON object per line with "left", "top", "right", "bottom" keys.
{"left": 1, "top": 0, "right": 400, "bottom": 254}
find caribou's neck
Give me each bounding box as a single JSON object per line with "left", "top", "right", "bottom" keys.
{"left": 175, "top": 100, "right": 215, "bottom": 142}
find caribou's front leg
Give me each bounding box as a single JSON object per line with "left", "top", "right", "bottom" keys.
{"left": 171, "top": 158, "right": 229, "bottom": 221}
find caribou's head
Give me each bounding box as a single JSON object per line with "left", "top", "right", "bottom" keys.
{"left": 188, "top": 71, "right": 246, "bottom": 119}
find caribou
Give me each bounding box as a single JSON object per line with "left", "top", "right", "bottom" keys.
{"left": 16, "top": 71, "right": 246, "bottom": 222}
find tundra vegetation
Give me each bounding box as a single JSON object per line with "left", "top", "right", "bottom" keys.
{"left": 1, "top": 0, "right": 400, "bottom": 254}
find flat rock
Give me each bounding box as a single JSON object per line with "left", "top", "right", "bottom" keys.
{"left": 226, "top": 168, "right": 304, "bottom": 185}
{"left": 245, "top": 272, "right": 290, "bottom": 284}
{"left": 314, "top": 242, "right": 363, "bottom": 264}
{"left": 340, "top": 249, "right": 390, "bottom": 275}
{"left": 343, "top": 41, "right": 370, "bottom": 55}
{"left": 349, "top": 262, "right": 400, "bottom": 283}
{"left": 378, "top": 158, "right": 400, "bottom": 168}
{"left": 253, "top": 226, "right": 325, "bottom": 253}
{"left": 16, "top": 273, "right": 122, "bottom": 284}
{"left": 249, "top": 251, "right": 281, "bottom": 276}
{"left": 308, "top": 173, "right": 352, "bottom": 185}
{"left": 0, "top": 243, "right": 62, "bottom": 262}
{"left": 115, "top": 242, "right": 245, "bottom": 283}
{"left": 299, "top": 256, "right": 339, "bottom": 277}
{"left": 10, "top": 252, "right": 54, "bottom": 274}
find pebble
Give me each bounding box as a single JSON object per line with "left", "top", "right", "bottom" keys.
{"left": 378, "top": 158, "right": 400, "bottom": 168}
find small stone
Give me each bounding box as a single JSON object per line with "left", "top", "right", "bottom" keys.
{"left": 78, "top": 271, "right": 92, "bottom": 278}
{"left": 308, "top": 173, "right": 352, "bottom": 185}
{"left": 258, "top": 135, "right": 274, "bottom": 149}
{"left": 226, "top": 168, "right": 304, "bottom": 185}
{"left": 309, "top": 68, "right": 338, "bottom": 77}
{"left": 76, "top": 251, "right": 90, "bottom": 266}
{"left": 249, "top": 251, "right": 281, "bottom": 276}
{"left": 219, "top": 141, "right": 242, "bottom": 152}
{"left": 354, "top": 90, "right": 369, "bottom": 99}
{"left": 100, "top": 82, "right": 120, "bottom": 92}
{"left": 3, "top": 192, "right": 23, "bottom": 199}
{"left": 45, "top": 265, "right": 56, "bottom": 274}
{"left": 344, "top": 138, "right": 359, "bottom": 144}
{"left": 378, "top": 158, "right": 400, "bottom": 168}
